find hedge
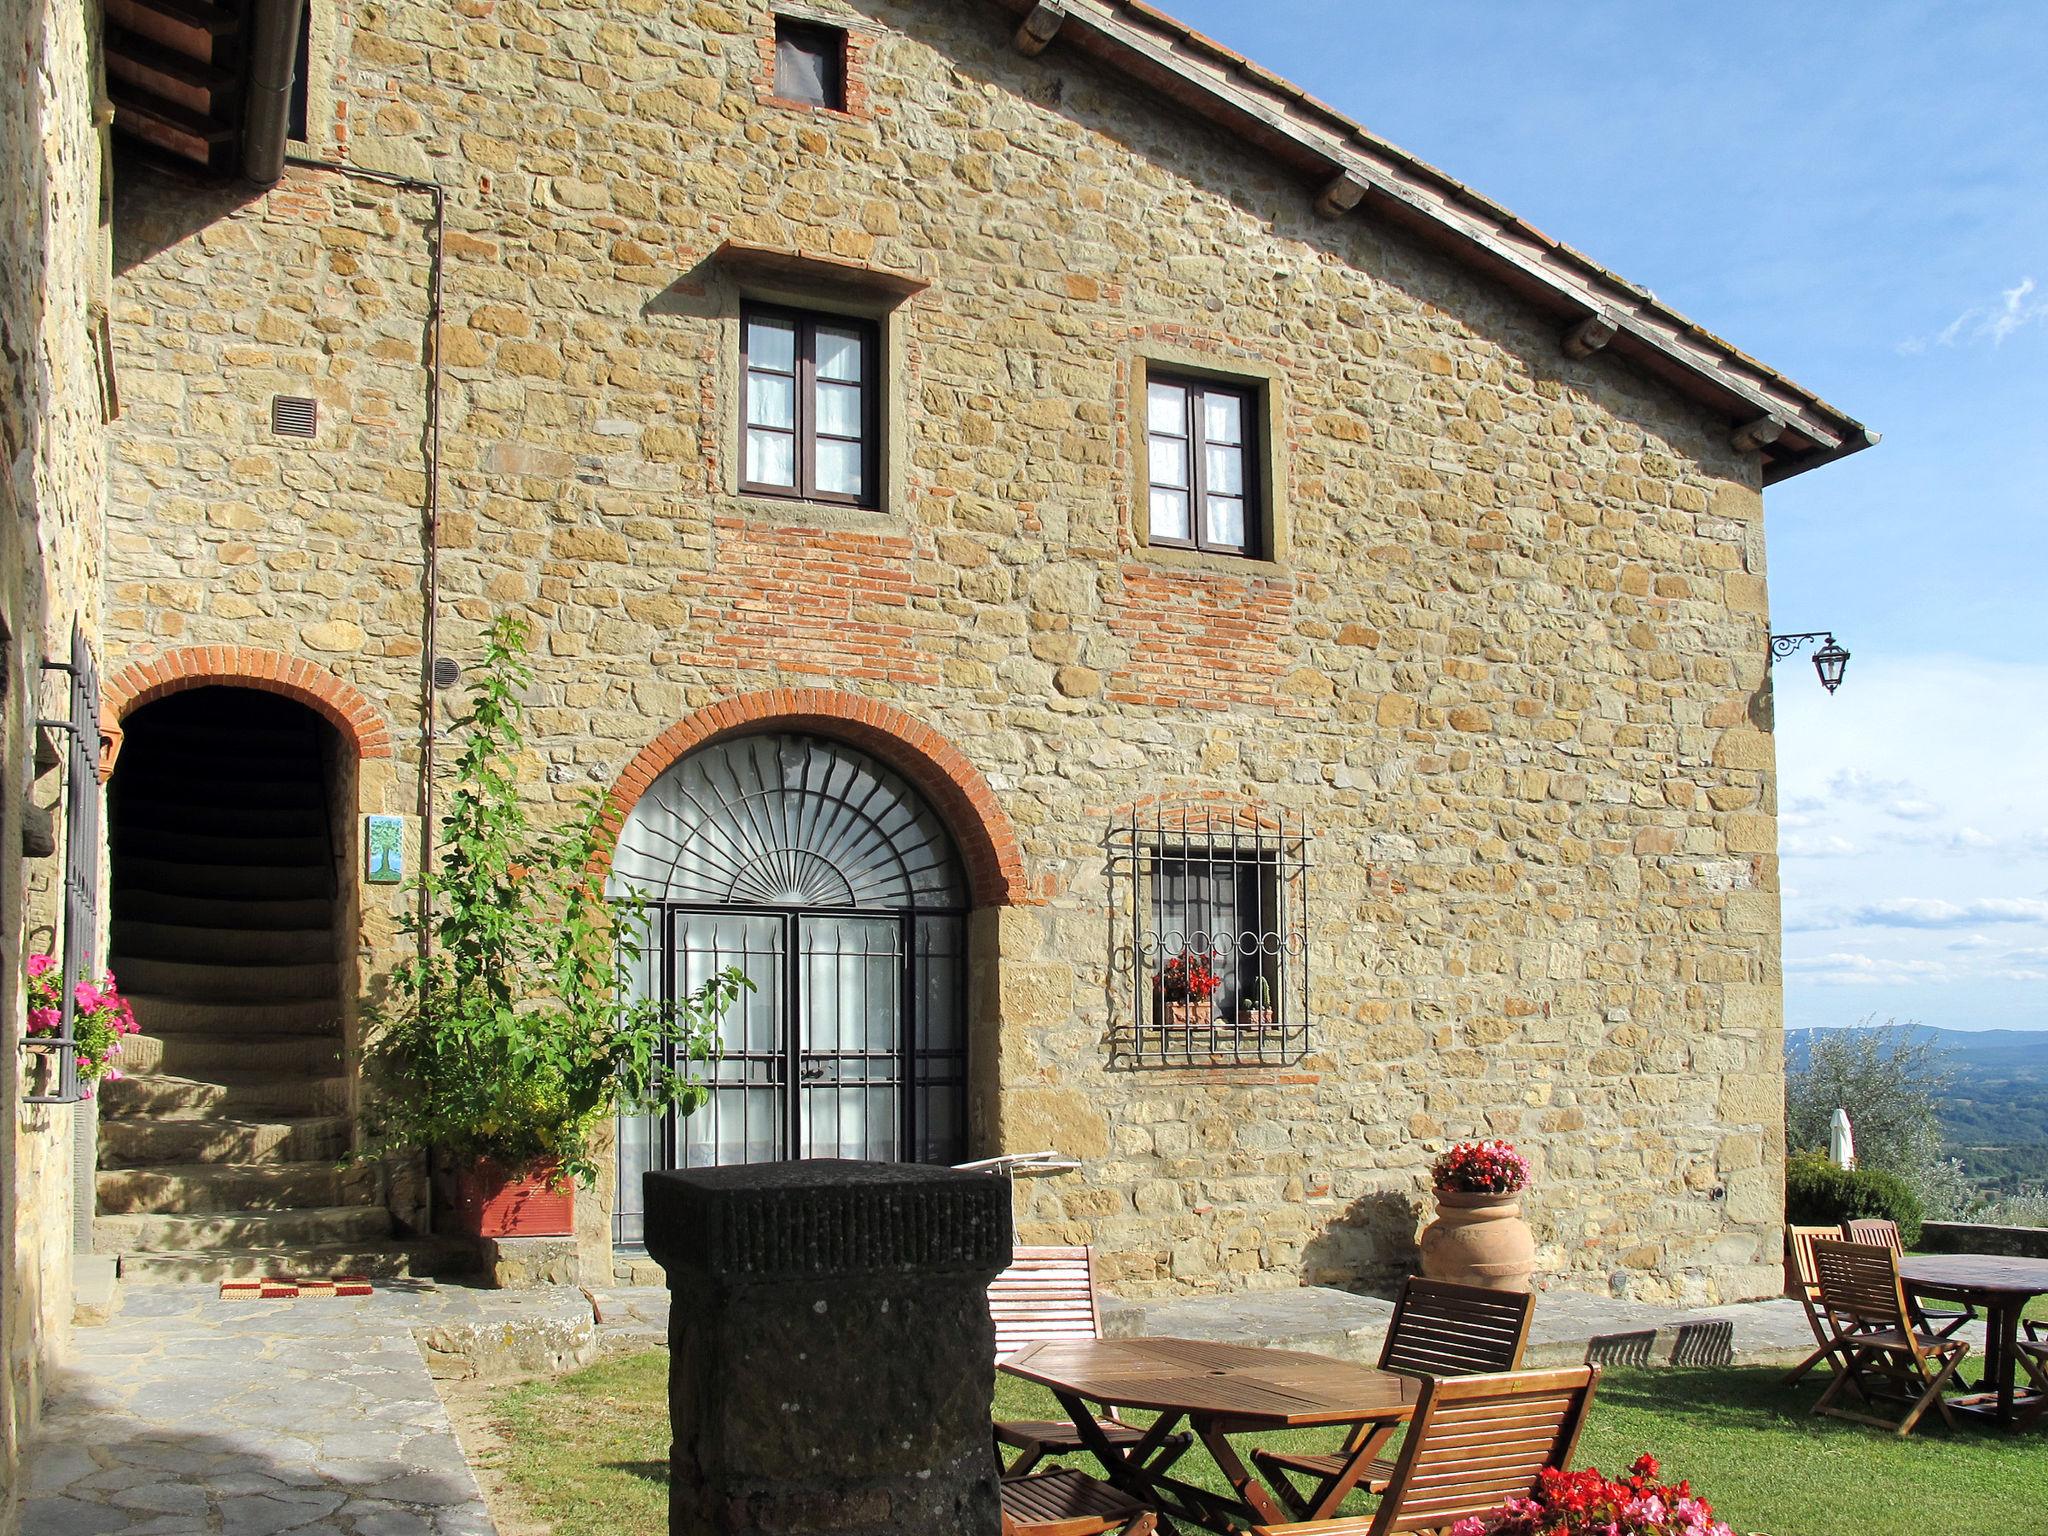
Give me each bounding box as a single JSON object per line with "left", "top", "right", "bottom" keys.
{"left": 1785, "top": 1150, "right": 1924, "bottom": 1248}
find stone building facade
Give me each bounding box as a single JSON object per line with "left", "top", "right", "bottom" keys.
{"left": 2, "top": 0, "right": 113, "bottom": 1527}
{"left": 76, "top": 0, "right": 1874, "bottom": 1304}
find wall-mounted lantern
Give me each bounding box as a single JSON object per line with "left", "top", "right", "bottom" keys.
{"left": 1770, "top": 631, "right": 1851, "bottom": 694}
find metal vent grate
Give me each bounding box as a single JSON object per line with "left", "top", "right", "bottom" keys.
{"left": 271, "top": 395, "right": 318, "bottom": 438}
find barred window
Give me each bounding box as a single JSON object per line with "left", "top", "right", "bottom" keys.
{"left": 1110, "top": 804, "right": 1311, "bottom": 1066}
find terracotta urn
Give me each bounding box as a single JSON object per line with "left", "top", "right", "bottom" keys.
{"left": 1419, "top": 1189, "right": 1536, "bottom": 1292}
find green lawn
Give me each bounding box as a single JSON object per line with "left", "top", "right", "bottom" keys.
{"left": 482, "top": 1351, "right": 2047, "bottom": 1536}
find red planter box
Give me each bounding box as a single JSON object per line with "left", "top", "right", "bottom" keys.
{"left": 447, "top": 1161, "right": 574, "bottom": 1238}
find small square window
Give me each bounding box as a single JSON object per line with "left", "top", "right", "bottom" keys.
{"left": 775, "top": 17, "right": 846, "bottom": 110}
{"left": 1144, "top": 371, "right": 1262, "bottom": 557}
{"left": 741, "top": 302, "right": 879, "bottom": 507}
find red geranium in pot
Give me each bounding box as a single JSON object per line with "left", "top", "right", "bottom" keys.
{"left": 1421, "top": 1138, "right": 1537, "bottom": 1293}
{"left": 1156, "top": 950, "right": 1221, "bottom": 1027}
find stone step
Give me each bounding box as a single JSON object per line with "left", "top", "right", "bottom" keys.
{"left": 99, "top": 1113, "right": 349, "bottom": 1168}
{"left": 97, "top": 1157, "right": 381, "bottom": 1215}
{"left": 127, "top": 993, "right": 341, "bottom": 1035}
{"left": 115, "top": 828, "right": 331, "bottom": 867}
{"left": 98, "top": 1070, "right": 348, "bottom": 1120}
{"left": 96, "top": 1203, "right": 395, "bottom": 1255}
{"left": 115, "top": 856, "right": 332, "bottom": 901}
{"left": 112, "top": 918, "right": 336, "bottom": 965}
{"left": 114, "top": 955, "right": 341, "bottom": 1003}
{"left": 118, "top": 1238, "right": 474, "bottom": 1287}
{"left": 113, "top": 890, "right": 335, "bottom": 931}
{"left": 121, "top": 1030, "right": 342, "bottom": 1076}
{"left": 116, "top": 800, "right": 329, "bottom": 837}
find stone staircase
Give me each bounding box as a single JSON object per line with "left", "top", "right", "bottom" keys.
{"left": 97, "top": 691, "right": 463, "bottom": 1284}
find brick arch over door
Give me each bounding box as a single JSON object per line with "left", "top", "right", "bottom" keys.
{"left": 100, "top": 646, "right": 395, "bottom": 778}
{"left": 605, "top": 689, "right": 1031, "bottom": 909}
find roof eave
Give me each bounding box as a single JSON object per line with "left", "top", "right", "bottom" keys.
{"left": 990, "top": 0, "right": 1875, "bottom": 484}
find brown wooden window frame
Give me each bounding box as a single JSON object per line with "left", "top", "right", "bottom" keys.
{"left": 739, "top": 302, "right": 881, "bottom": 509}
{"left": 1144, "top": 372, "right": 1263, "bottom": 559}
{"left": 773, "top": 16, "right": 847, "bottom": 111}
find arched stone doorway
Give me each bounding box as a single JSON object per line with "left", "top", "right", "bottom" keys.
{"left": 608, "top": 732, "right": 971, "bottom": 1247}
{"left": 98, "top": 685, "right": 391, "bottom": 1278}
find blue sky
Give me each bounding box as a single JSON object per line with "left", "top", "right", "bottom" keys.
{"left": 1160, "top": 2, "right": 2048, "bottom": 1031}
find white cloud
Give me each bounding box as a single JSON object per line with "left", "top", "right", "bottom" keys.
{"left": 1840, "top": 897, "right": 2048, "bottom": 929}
{"left": 1782, "top": 832, "right": 1861, "bottom": 859}
{"left": 1785, "top": 951, "right": 1951, "bottom": 986}
{"left": 1898, "top": 275, "right": 2048, "bottom": 352}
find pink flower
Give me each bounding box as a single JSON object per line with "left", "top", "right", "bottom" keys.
{"left": 74, "top": 982, "right": 103, "bottom": 1012}
{"left": 26, "top": 953, "right": 56, "bottom": 978}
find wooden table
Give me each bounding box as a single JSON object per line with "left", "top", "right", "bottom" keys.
{"left": 1001, "top": 1336, "right": 1423, "bottom": 1531}
{"left": 1900, "top": 1253, "right": 2048, "bottom": 1427}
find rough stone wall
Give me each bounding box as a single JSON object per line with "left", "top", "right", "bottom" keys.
{"left": 1, "top": 0, "right": 109, "bottom": 1524}
{"left": 107, "top": 0, "right": 1788, "bottom": 1303}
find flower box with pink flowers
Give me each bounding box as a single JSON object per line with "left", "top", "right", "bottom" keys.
{"left": 24, "top": 951, "right": 141, "bottom": 1099}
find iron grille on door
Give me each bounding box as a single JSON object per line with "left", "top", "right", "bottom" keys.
{"left": 1108, "top": 802, "right": 1312, "bottom": 1067}
{"left": 609, "top": 733, "right": 969, "bottom": 1247}
{"left": 27, "top": 625, "right": 102, "bottom": 1104}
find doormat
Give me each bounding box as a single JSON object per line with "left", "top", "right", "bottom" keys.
{"left": 220, "top": 1275, "right": 374, "bottom": 1300}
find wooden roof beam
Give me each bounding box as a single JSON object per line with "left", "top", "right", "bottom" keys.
{"left": 1014, "top": 1, "right": 1068, "bottom": 57}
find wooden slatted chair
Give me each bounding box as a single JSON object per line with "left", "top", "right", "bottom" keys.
{"left": 992, "top": 1246, "right": 1189, "bottom": 1478}
{"left": 1782, "top": 1223, "right": 1851, "bottom": 1385}
{"left": 1809, "top": 1238, "right": 1971, "bottom": 1436}
{"left": 1000, "top": 1468, "right": 1159, "bottom": 1536}
{"left": 2019, "top": 1331, "right": 2048, "bottom": 1431}
{"left": 1839, "top": 1219, "right": 1973, "bottom": 1338}
{"left": 1248, "top": 1365, "right": 1600, "bottom": 1536}
{"left": 1251, "top": 1277, "right": 1536, "bottom": 1516}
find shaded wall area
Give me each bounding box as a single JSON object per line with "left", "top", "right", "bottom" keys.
{"left": 0, "top": 0, "right": 113, "bottom": 1528}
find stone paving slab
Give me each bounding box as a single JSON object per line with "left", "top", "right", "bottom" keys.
{"left": 26, "top": 1282, "right": 603, "bottom": 1536}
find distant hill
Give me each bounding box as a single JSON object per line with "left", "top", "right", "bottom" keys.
{"left": 1785, "top": 1025, "right": 2048, "bottom": 1192}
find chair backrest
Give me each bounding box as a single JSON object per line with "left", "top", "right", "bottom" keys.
{"left": 1377, "top": 1276, "right": 1535, "bottom": 1378}
{"left": 990, "top": 1245, "right": 1101, "bottom": 1362}
{"left": 1369, "top": 1365, "right": 1599, "bottom": 1536}
{"left": 1786, "top": 1224, "right": 1840, "bottom": 1300}
{"left": 1811, "top": 1238, "right": 1912, "bottom": 1334}
{"left": 1842, "top": 1218, "right": 1905, "bottom": 1257}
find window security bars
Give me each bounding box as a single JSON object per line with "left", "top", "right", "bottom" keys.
{"left": 27, "top": 624, "right": 102, "bottom": 1104}
{"left": 1108, "top": 803, "right": 1311, "bottom": 1067}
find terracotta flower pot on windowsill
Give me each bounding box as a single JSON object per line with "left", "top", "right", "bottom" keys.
{"left": 446, "top": 1159, "right": 574, "bottom": 1239}
{"left": 1163, "top": 1002, "right": 1206, "bottom": 1028}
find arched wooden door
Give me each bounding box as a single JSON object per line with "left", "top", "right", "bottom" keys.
{"left": 608, "top": 732, "right": 968, "bottom": 1246}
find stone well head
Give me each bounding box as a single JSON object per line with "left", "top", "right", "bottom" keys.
{"left": 645, "top": 1159, "right": 1013, "bottom": 1536}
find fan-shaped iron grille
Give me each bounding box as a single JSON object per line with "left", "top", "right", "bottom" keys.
{"left": 611, "top": 733, "right": 966, "bottom": 910}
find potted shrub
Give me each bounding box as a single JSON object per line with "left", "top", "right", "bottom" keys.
{"left": 362, "top": 615, "right": 748, "bottom": 1241}
{"left": 23, "top": 953, "right": 140, "bottom": 1099}
{"left": 1420, "top": 1138, "right": 1537, "bottom": 1292}
{"left": 1450, "top": 1453, "right": 1735, "bottom": 1536}
{"left": 1157, "top": 949, "right": 1220, "bottom": 1027}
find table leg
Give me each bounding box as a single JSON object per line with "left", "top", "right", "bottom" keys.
{"left": 1056, "top": 1392, "right": 1187, "bottom": 1496}
{"left": 1191, "top": 1419, "right": 1287, "bottom": 1528}
{"left": 1992, "top": 1299, "right": 2019, "bottom": 1423}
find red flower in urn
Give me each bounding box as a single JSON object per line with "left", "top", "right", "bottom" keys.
{"left": 1432, "top": 1139, "right": 1532, "bottom": 1196}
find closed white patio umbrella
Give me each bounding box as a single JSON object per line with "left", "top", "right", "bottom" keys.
{"left": 1829, "top": 1107, "right": 1856, "bottom": 1170}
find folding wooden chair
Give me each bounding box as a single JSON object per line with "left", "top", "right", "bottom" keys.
{"left": 1000, "top": 1467, "right": 1158, "bottom": 1535}
{"left": 1838, "top": 1219, "right": 1974, "bottom": 1338}
{"left": 1248, "top": 1365, "right": 1600, "bottom": 1536}
{"left": 992, "top": 1245, "right": 1189, "bottom": 1478}
{"left": 2019, "top": 1333, "right": 2048, "bottom": 1431}
{"left": 1782, "top": 1223, "right": 1851, "bottom": 1385}
{"left": 1810, "top": 1238, "right": 1971, "bottom": 1436}
{"left": 1251, "top": 1277, "right": 1536, "bottom": 1517}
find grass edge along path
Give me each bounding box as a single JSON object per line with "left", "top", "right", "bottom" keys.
{"left": 478, "top": 1351, "right": 2046, "bottom": 1536}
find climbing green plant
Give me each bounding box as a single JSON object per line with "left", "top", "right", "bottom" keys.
{"left": 362, "top": 614, "right": 747, "bottom": 1186}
